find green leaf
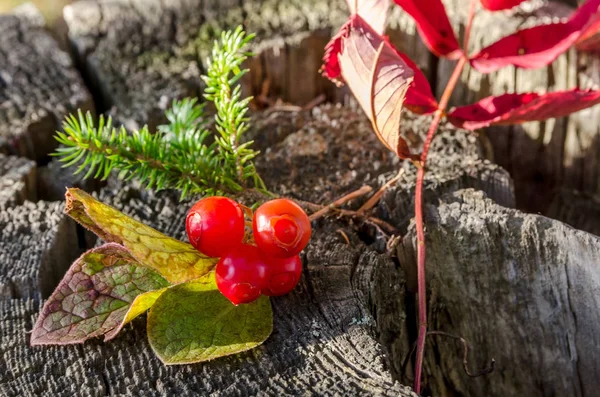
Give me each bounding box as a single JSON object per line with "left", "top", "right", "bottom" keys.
{"left": 31, "top": 244, "right": 170, "bottom": 345}
{"left": 104, "top": 287, "right": 168, "bottom": 341}
{"left": 65, "top": 188, "right": 218, "bottom": 283}
{"left": 147, "top": 271, "right": 273, "bottom": 365}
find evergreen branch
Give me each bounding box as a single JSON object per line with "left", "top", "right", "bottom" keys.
{"left": 203, "top": 27, "right": 262, "bottom": 185}
{"left": 53, "top": 27, "right": 266, "bottom": 200}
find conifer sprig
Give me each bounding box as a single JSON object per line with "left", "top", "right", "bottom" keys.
{"left": 54, "top": 27, "right": 265, "bottom": 200}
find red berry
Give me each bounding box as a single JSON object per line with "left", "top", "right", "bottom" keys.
{"left": 215, "top": 244, "right": 269, "bottom": 305}
{"left": 253, "top": 199, "right": 311, "bottom": 258}
{"left": 263, "top": 255, "right": 302, "bottom": 296}
{"left": 186, "top": 196, "right": 245, "bottom": 258}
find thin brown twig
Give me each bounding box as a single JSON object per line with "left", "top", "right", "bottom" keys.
{"left": 401, "top": 331, "right": 495, "bottom": 381}
{"left": 427, "top": 331, "right": 496, "bottom": 378}
{"left": 308, "top": 185, "right": 373, "bottom": 221}
{"left": 336, "top": 229, "right": 351, "bottom": 245}
{"left": 247, "top": 187, "right": 398, "bottom": 235}
{"left": 294, "top": 199, "right": 398, "bottom": 234}
{"left": 302, "top": 94, "right": 327, "bottom": 111}
{"left": 358, "top": 169, "right": 405, "bottom": 214}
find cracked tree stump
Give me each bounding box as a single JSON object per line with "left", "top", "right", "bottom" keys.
{"left": 546, "top": 189, "right": 600, "bottom": 236}
{"left": 0, "top": 105, "right": 425, "bottom": 397}
{"left": 397, "top": 189, "right": 600, "bottom": 397}
{"left": 0, "top": 4, "right": 93, "bottom": 161}
{"left": 0, "top": 200, "right": 83, "bottom": 300}
{"left": 62, "top": 0, "right": 600, "bottom": 216}
{"left": 1, "top": 1, "right": 600, "bottom": 396}
{"left": 62, "top": 0, "right": 351, "bottom": 130}
{"left": 0, "top": 154, "right": 36, "bottom": 208}
{"left": 434, "top": 0, "right": 600, "bottom": 213}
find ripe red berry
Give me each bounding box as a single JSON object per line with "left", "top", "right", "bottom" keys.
{"left": 262, "top": 255, "right": 302, "bottom": 296}
{"left": 253, "top": 199, "right": 311, "bottom": 258}
{"left": 186, "top": 196, "right": 245, "bottom": 258}
{"left": 215, "top": 244, "right": 269, "bottom": 305}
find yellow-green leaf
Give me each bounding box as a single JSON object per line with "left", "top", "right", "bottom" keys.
{"left": 104, "top": 287, "right": 168, "bottom": 341}
{"left": 65, "top": 188, "right": 217, "bottom": 283}
{"left": 147, "top": 271, "right": 273, "bottom": 365}
{"left": 31, "top": 243, "right": 170, "bottom": 345}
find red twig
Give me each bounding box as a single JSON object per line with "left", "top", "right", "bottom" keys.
{"left": 412, "top": 1, "right": 477, "bottom": 393}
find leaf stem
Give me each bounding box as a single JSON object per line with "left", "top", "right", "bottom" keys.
{"left": 413, "top": 1, "right": 476, "bottom": 393}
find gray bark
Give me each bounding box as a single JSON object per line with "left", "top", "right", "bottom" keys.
{"left": 0, "top": 105, "right": 425, "bottom": 397}
{"left": 0, "top": 200, "right": 83, "bottom": 300}
{"left": 546, "top": 189, "right": 600, "bottom": 236}
{"left": 397, "top": 189, "right": 600, "bottom": 397}
{"left": 37, "top": 159, "right": 103, "bottom": 202}
{"left": 0, "top": 1, "right": 599, "bottom": 396}
{"left": 63, "top": 0, "right": 352, "bottom": 130}
{"left": 62, "top": 0, "right": 600, "bottom": 214}
{"left": 0, "top": 235, "right": 416, "bottom": 397}
{"left": 0, "top": 154, "right": 36, "bottom": 208}
{"left": 0, "top": 4, "right": 93, "bottom": 161}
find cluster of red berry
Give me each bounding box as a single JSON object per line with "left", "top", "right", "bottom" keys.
{"left": 186, "top": 197, "right": 312, "bottom": 305}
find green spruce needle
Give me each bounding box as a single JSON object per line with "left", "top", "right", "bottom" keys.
{"left": 53, "top": 26, "right": 266, "bottom": 200}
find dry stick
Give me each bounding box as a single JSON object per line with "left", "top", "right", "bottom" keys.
{"left": 308, "top": 185, "right": 373, "bottom": 220}
{"left": 413, "top": 1, "right": 477, "bottom": 393}
{"left": 401, "top": 331, "right": 495, "bottom": 381}
{"left": 302, "top": 94, "right": 327, "bottom": 111}
{"left": 358, "top": 169, "right": 405, "bottom": 214}
{"left": 427, "top": 332, "right": 496, "bottom": 378}
{"left": 296, "top": 198, "right": 398, "bottom": 234}
{"left": 248, "top": 187, "right": 397, "bottom": 233}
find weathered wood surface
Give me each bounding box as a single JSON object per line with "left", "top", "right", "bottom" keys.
{"left": 61, "top": 0, "right": 600, "bottom": 215}
{"left": 0, "top": 105, "right": 426, "bottom": 396}
{"left": 0, "top": 200, "right": 82, "bottom": 300}
{"left": 397, "top": 189, "right": 600, "bottom": 397}
{"left": 1, "top": 1, "right": 600, "bottom": 396}
{"left": 0, "top": 4, "right": 93, "bottom": 161}
{"left": 443, "top": 0, "right": 600, "bottom": 213}
{"left": 37, "top": 158, "right": 102, "bottom": 202}
{"left": 0, "top": 233, "right": 415, "bottom": 397}
{"left": 62, "top": 0, "right": 352, "bottom": 130}
{"left": 0, "top": 154, "right": 36, "bottom": 208}
{"left": 546, "top": 189, "right": 600, "bottom": 236}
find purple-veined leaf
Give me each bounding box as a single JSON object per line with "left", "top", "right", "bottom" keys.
{"left": 31, "top": 243, "right": 170, "bottom": 345}
{"left": 66, "top": 188, "right": 217, "bottom": 283}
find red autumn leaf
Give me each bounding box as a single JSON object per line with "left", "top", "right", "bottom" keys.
{"left": 576, "top": 12, "right": 600, "bottom": 51}
{"left": 322, "top": 1, "right": 391, "bottom": 81}
{"left": 447, "top": 89, "right": 600, "bottom": 130}
{"left": 346, "top": 0, "right": 390, "bottom": 34}
{"left": 383, "top": 36, "right": 438, "bottom": 114}
{"left": 338, "top": 16, "right": 417, "bottom": 159}
{"left": 470, "top": 0, "right": 600, "bottom": 73}
{"left": 322, "top": 21, "right": 438, "bottom": 114}
{"left": 393, "top": 0, "right": 462, "bottom": 59}
{"left": 321, "top": 20, "right": 350, "bottom": 82}
{"left": 479, "top": 0, "right": 526, "bottom": 11}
